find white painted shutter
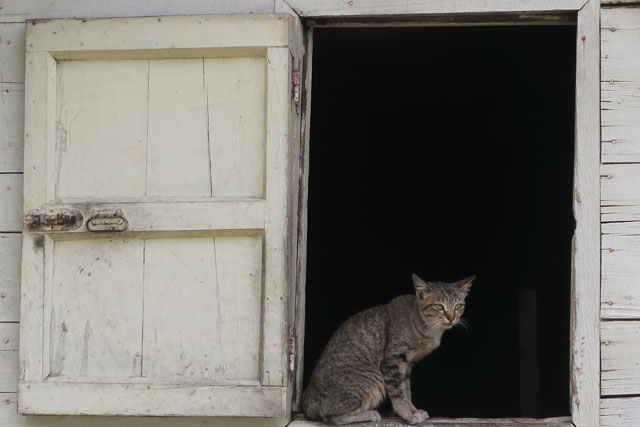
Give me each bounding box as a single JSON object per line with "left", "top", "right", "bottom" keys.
{"left": 19, "top": 14, "right": 300, "bottom": 416}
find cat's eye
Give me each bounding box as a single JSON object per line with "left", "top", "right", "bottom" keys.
{"left": 433, "top": 304, "right": 445, "bottom": 311}
{"left": 454, "top": 303, "right": 464, "bottom": 310}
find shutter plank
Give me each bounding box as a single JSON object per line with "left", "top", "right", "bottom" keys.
{"left": 146, "top": 59, "right": 211, "bottom": 197}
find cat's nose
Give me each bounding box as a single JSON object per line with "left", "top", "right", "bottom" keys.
{"left": 445, "top": 313, "right": 455, "bottom": 323}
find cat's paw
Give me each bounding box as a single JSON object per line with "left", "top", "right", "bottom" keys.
{"left": 409, "top": 409, "right": 429, "bottom": 424}
{"left": 367, "top": 410, "right": 382, "bottom": 422}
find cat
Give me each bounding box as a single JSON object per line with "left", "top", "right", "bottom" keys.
{"left": 302, "top": 274, "right": 474, "bottom": 425}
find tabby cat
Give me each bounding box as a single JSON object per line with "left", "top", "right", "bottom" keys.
{"left": 302, "top": 274, "right": 474, "bottom": 425}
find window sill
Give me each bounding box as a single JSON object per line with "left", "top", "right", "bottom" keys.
{"left": 288, "top": 415, "right": 573, "bottom": 427}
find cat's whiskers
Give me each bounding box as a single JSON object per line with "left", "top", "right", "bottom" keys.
{"left": 455, "top": 318, "right": 471, "bottom": 334}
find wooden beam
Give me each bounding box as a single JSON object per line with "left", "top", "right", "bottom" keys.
{"left": 18, "top": 382, "right": 287, "bottom": 417}
{"left": 286, "top": 0, "right": 587, "bottom": 17}
{"left": 571, "top": 1, "right": 601, "bottom": 426}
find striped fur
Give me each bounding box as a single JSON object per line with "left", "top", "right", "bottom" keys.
{"left": 303, "top": 274, "right": 474, "bottom": 425}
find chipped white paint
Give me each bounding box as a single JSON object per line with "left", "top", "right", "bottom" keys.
{"left": 601, "top": 320, "right": 640, "bottom": 396}
{"left": 19, "top": 13, "right": 298, "bottom": 417}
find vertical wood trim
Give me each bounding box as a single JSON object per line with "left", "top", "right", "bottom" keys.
{"left": 261, "top": 46, "right": 291, "bottom": 387}
{"left": 293, "top": 25, "right": 313, "bottom": 412}
{"left": 20, "top": 52, "right": 56, "bottom": 383}
{"left": 572, "top": 1, "right": 600, "bottom": 426}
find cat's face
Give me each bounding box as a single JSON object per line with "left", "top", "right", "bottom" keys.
{"left": 412, "top": 274, "right": 474, "bottom": 329}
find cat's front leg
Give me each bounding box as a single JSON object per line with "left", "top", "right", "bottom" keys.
{"left": 381, "top": 357, "right": 426, "bottom": 424}
{"left": 403, "top": 374, "right": 429, "bottom": 423}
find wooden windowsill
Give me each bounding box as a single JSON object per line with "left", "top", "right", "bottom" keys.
{"left": 288, "top": 415, "right": 574, "bottom": 427}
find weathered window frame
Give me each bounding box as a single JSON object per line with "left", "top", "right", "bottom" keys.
{"left": 291, "top": 1, "right": 600, "bottom": 426}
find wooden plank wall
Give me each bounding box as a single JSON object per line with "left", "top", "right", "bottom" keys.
{"left": 0, "top": 2, "right": 290, "bottom": 426}
{"left": 600, "top": 5, "right": 640, "bottom": 427}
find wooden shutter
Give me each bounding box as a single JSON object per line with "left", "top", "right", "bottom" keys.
{"left": 19, "top": 14, "right": 300, "bottom": 416}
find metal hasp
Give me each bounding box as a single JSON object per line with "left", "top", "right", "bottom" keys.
{"left": 87, "top": 209, "right": 129, "bottom": 232}
{"left": 24, "top": 209, "right": 83, "bottom": 231}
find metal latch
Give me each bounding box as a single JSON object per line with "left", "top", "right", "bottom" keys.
{"left": 24, "top": 209, "right": 83, "bottom": 231}
{"left": 87, "top": 209, "right": 128, "bottom": 232}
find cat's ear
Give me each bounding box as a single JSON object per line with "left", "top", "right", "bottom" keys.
{"left": 454, "top": 275, "right": 475, "bottom": 294}
{"left": 412, "top": 274, "right": 434, "bottom": 300}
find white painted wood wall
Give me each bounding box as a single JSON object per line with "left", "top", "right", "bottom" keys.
{"left": 1, "top": 0, "right": 640, "bottom": 426}
{"left": 600, "top": 4, "right": 640, "bottom": 426}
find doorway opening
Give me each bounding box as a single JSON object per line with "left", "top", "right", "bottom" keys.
{"left": 303, "top": 25, "right": 576, "bottom": 418}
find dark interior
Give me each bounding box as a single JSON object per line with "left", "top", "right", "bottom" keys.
{"left": 303, "top": 26, "right": 576, "bottom": 418}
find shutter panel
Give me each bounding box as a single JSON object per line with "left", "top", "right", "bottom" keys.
{"left": 19, "top": 14, "right": 299, "bottom": 416}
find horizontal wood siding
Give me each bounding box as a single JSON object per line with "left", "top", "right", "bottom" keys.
{"left": 0, "top": 0, "right": 274, "bottom": 23}
{"left": 601, "top": 321, "right": 640, "bottom": 395}
{"left": 601, "top": 396, "right": 640, "bottom": 427}
{"left": 600, "top": 7, "right": 640, "bottom": 427}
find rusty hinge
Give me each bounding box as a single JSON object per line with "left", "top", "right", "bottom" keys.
{"left": 288, "top": 326, "right": 297, "bottom": 376}
{"left": 24, "top": 208, "right": 83, "bottom": 231}
{"left": 292, "top": 70, "right": 301, "bottom": 113}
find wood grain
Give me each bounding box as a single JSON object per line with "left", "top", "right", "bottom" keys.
{"left": 0, "top": 0, "right": 274, "bottom": 23}
{"left": 1, "top": 392, "right": 287, "bottom": 426}
{"left": 0, "top": 323, "right": 18, "bottom": 351}
{"left": 0, "top": 234, "right": 21, "bottom": 322}
{"left": 0, "top": 83, "right": 24, "bottom": 173}
{"left": 285, "top": 0, "right": 586, "bottom": 17}
{"left": 601, "top": 7, "right": 640, "bottom": 163}
{"left": 602, "top": 223, "right": 640, "bottom": 319}
{"left": 142, "top": 237, "right": 262, "bottom": 381}
{"left": 571, "top": 1, "right": 601, "bottom": 426}
{"left": 601, "top": 396, "right": 640, "bottom": 427}
{"left": 602, "top": 321, "right": 640, "bottom": 396}
{"left": 44, "top": 239, "right": 144, "bottom": 378}
{"left": 26, "top": 15, "right": 290, "bottom": 54}
{"left": 0, "top": 350, "right": 17, "bottom": 392}
{"left": 55, "top": 59, "right": 148, "bottom": 199}
{"left": 261, "top": 47, "right": 290, "bottom": 387}
{"left": 18, "top": 382, "right": 287, "bottom": 416}
{"left": 146, "top": 59, "right": 210, "bottom": 198}
{"left": 0, "top": 23, "right": 25, "bottom": 82}
{"left": 0, "top": 174, "right": 22, "bottom": 232}
{"left": 289, "top": 416, "right": 573, "bottom": 427}
{"left": 205, "top": 56, "right": 267, "bottom": 198}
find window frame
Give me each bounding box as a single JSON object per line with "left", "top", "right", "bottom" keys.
{"left": 291, "top": 1, "right": 601, "bottom": 426}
